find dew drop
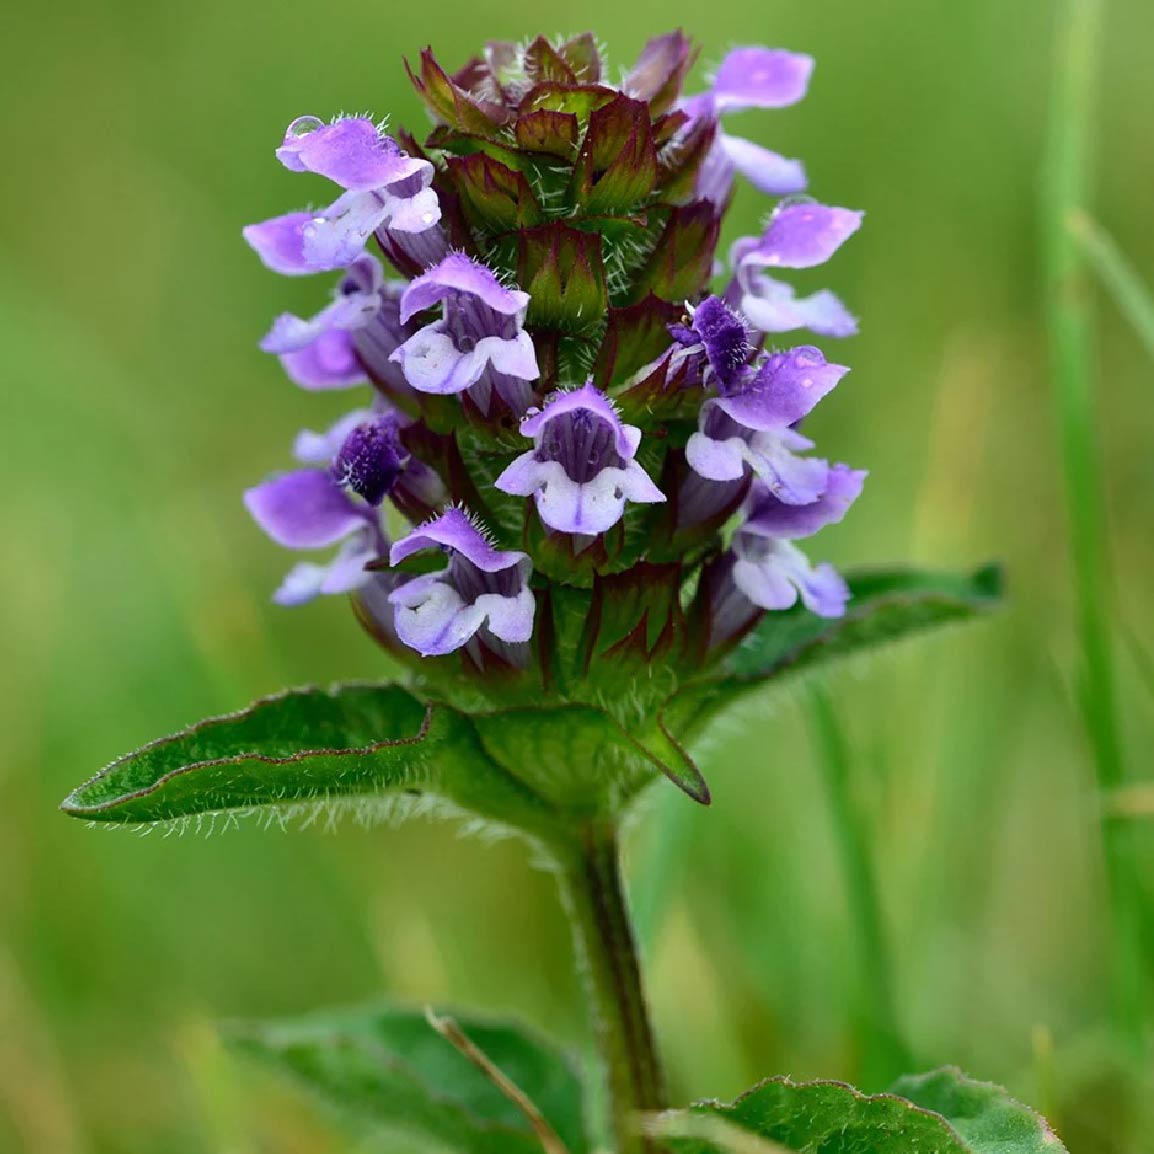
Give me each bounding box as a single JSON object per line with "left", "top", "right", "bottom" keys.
{"left": 288, "top": 115, "right": 324, "bottom": 138}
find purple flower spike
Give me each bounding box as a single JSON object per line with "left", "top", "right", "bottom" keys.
{"left": 392, "top": 253, "right": 538, "bottom": 414}
{"left": 495, "top": 383, "right": 666, "bottom": 537}
{"left": 710, "top": 47, "right": 814, "bottom": 111}
{"left": 732, "top": 533, "right": 850, "bottom": 618}
{"left": 243, "top": 116, "right": 439, "bottom": 276}
{"left": 686, "top": 346, "right": 848, "bottom": 503}
{"left": 670, "top": 296, "right": 752, "bottom": 392}
{"left": 388, "top": 508, "right": 535, "bottom": 657}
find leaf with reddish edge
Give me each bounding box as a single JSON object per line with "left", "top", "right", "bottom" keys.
{"left": 627, "top": 201, "right": 719, "bottom": 304}
{"left": 448, "top": 153, "right": 544, "bottom": 232}
{"left": 593, "top": 295, "right": 683, "bottom": 389}
{"left": 406, "top": 48, "right": 510, "bottom": 135}
{"left": 523, "top": 35, "right": 577, "bottom": 85}
{"left": 658, "top": 117, "right": 718, "bottom": 205}
{"left": 517, "top": 222, "right": 607, "bottom": 336}
{"left": 60, "top": 684, "right": 552, "bottom": 833}
{"left": 557, "top": 33, "right": 602, "bottom": 84}
{"left": 521, "top": 83, "right": 618, "bottom": 125}
{"left": 515, "top": 109, "right": 580, "bottom": 159}
{"left": 572, "top": 95, "right": 658, "bottom": 215}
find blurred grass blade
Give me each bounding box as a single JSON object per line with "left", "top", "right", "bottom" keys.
{"left": 1068, "top": 210, "right": 1154, "bottom": 362}
{"left": 60, "top": 683, "right": 548, "bottom": 832}
{"left": 807, "top": 684, "right": 910, "bottom": 1088}
{"left": 1043, "top": 0, "right": 1148, "bottom": 1053}
{"left": 226, "top": 1003, "right": 589, "bottom": 1154}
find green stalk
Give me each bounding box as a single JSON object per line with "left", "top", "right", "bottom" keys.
{"left": 556, "top": 821, "right": 666, "bottom": 1154}
{"left": 1043, "top": 0, "right": 1147, "bottom": 1055}
{"left": 1069, "top": 211, "right": 1154, "bottom": 363}
{"left": 807, "top": 684, "right": 910, "bottom": 1086}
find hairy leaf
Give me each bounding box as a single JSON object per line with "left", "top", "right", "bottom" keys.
{"left": 658, "top": 1068, "right": 1065, "bottom": 1153}
{"left": 61, "top": 683, "right": 549, "bottom": 831}
{"left": 226, "top": 1003, "right": 589, "bottom": 1154}
{"left": 662, "top": 565, "right": 1003, "bottom": 750}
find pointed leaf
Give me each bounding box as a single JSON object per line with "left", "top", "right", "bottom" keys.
{"left": 523, "top": 35, "right": 577, "bottom": 86}
{"left": 572, "top": 94, "right": 658, "bottom": 215}
{"left": 557, "top": 34, "right": 602, "bottom": 84}
{"left": 515, "top": 109, "right": 581, "bottom": 159}
{"left": 592, "top": 295, "right": 683, "bottom": 389}
{"left": 725, "top": 564, "right": 1004, "bottom": 683}
{"left": 407, "top": 48, "right": 509, "bottom": 134}
{"left": 627, "top": 201, "right": 719, "bottom": 304}
{"left": 447, "top": 152, "right": 544, "bottom": 232}
{"left": 658, "top": 1068, "right": 1065, "bottom": 1153}
{"left": 61, "top": 683, "right": 549, "bottom": 831}
{"left": 662, "top": 565, "right": 1004, "bottom": 749}
{"left": 227, "top": 1002, "right": 589, "bottom": 1154}
{"left": 518, "top": 222, "right": 607, "bottom": 336}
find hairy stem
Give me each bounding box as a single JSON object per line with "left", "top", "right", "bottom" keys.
{"left": 556, "top": 821, "right": 666, "bottom": 1154}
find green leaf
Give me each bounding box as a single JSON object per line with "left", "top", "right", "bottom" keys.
{"left": 890, "top": 1068, "right": 1065, "bottom": 1153}
{"left": 662, "top": 565, "right": 1003, "bottom": 751}
{"left": 656, "top": 1068, "right": 1065, "bottom": 1154}
{"left": 60, "top": 683, "right": 549, "bottom": 832}
{"left": 226, "top": 1002, "right": 589, "bottom": 1154}
{"left": 726, "top": 564, "right": 1003, "bottom": 683}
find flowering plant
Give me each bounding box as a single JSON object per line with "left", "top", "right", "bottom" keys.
{"left": 62, "top": 31, "right": 1057, "bottom": 1154}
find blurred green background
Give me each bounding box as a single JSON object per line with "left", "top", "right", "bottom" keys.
{"left": 2, "top": 0, "right": 1153, "bottom": 1151}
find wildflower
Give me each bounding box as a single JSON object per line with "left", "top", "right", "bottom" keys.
{"left": 680, "top": 45, "right": 814, "bottom": 205}
{"left": 686, "top": 345, "right": 848, "bottom": 503}
{"left": 258, "top": 254, "right": 419, "bottom": 392}
{"left": 243, "top": 116, "right": 439, "bottom": 276}
{"left": 392, "top": 253, "right": 539, "bottom": 415}
{"left": 495, "top": 383, "right": 666, "bottom": 537}
{"left": 730, "top": 464, "right": 865, "bottom": 616}
{"left": 243, "top": 414, "right": 385, "bottom": 606}
{"left": 388, "top": 508, "right": 535, "bottom": 657}
{"left": 669, "top": 296, "right": 752, "bottom": 392}
{"left": 729, "top": 201, "right": 862, "bottom": 337}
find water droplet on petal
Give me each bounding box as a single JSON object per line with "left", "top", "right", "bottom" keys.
{"left": 288, "top": 116, "right": 324, "bottom": 138}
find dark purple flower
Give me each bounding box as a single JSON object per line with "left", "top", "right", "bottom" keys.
{"left": 670, "top": 295, "right": 753, "bottom": 392}
{"left": 388, "top": 508, "right": 535, "bottom": 657}
{"left": 391, "top": 253, "right": 539, "bottom": 414}
{"left": 243, "top": 116, "right": 439, "bottom": 276}
{"left": 495, "top": 383, "right": 665, "bottom": 536}
{"left": 679, "top": 45, "right": 813, "bottom": 206}
{"left": 244, "top": 426, "right": 384, "bottom": 607}
{"left": 331, "top": 413, "right": 408, "bottom": 505}
{"left": 729, "top": 201, "right": 862, "bottom": 337}
{"left": 686, "top": 345, "right": 848, "bottom": 503}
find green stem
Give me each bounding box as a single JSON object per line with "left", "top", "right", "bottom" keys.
{"left": 807, "top": 685, "right": 911, "bottom": 1087}
{"left": 556, "top": 821, "right": 666, "bottom": 1154}
{"left": 1044, "top": 0, "right": 1148, "bottom": 1056}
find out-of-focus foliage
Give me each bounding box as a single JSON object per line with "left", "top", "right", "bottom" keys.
{"left": 1, "top": 1, "right": 1152, "bottom": 1152}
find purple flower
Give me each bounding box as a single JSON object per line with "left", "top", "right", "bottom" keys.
{"left": 686, "top": 345, "right": 848, "bottom": 503}
{"left": 245, "top": 409, "right": 419, "bottom": 605}
{"left": 495, "top": 383, "right": 666, "bottom": 537}
{"left": 391, "top": 253, "right": 539, "bottom": 415}
{"left": 388, "top": 508, "right": 535, "bottom": 657}
{"left": 243, "top": 116, "right": 440, "bottom": 276}
{"left": 669, "top": 296, "right": 753, "bottom": 392}
{"left": 244, "top": 464, "right": 382, "bottom": 607}
{"left": 729, "top": 465, "right": 864, "bottom": 618}
{"left": 680, "top": 46, "right": 813, "bottom": 206}
{"left": 729, "top": 201, "right": 862, "bottom": 337}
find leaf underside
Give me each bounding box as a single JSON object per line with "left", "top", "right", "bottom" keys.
{"left": 226, "top": 1002, "right": 589, "bottom": 1154}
